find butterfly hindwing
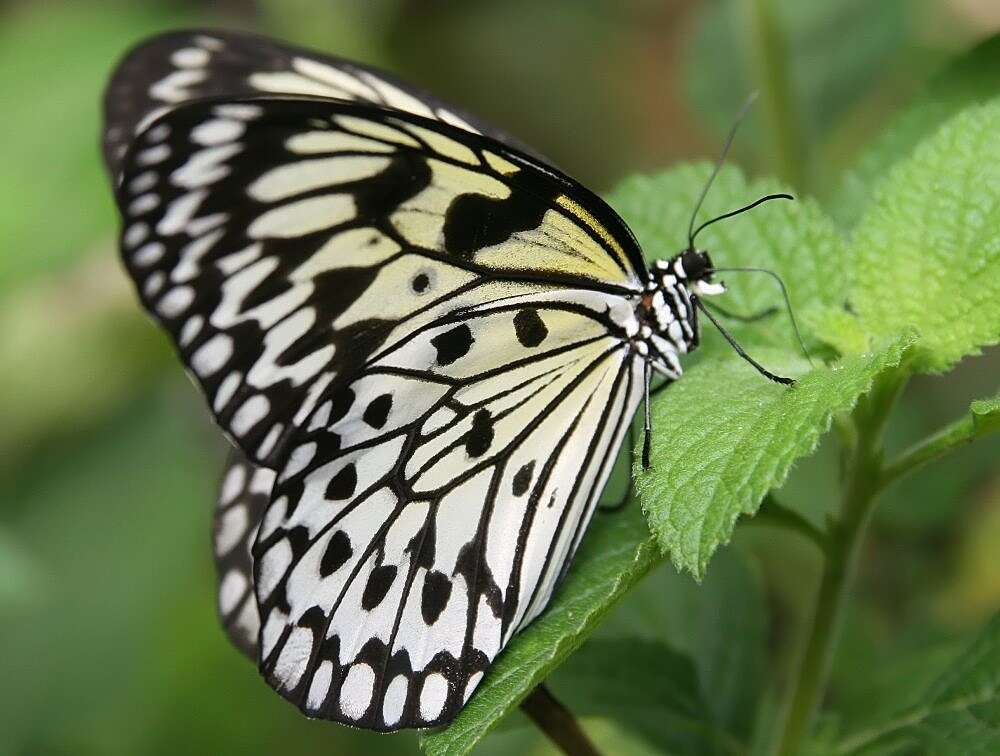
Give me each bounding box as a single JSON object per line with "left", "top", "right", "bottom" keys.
{"left": 214, "top": 448, "right": 273, "bottom": 657}
{"left": 103, "top": 28, "right": 538, "bottom": 180}
{"left": 254, "top": 288, "right": 642, "bottom": 729}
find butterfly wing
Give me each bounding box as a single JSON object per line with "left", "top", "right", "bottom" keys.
{"left": 214, "top": 448, "right": 273, "bottom": 657}
{"left": 115, "top": 94, "right": 647, "bottom": 729}
{"left": 254, "top": 288, "right": 642, "bottom": 729}
{"left": 103, "top": 28, "right": 537, "bottom": 181}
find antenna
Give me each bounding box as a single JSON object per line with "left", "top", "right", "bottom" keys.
{"left": 691, "top": 193, "right": 793, "bottom": 245}
{"left": 687, "top": 91, "right": 759, "bottom": 251}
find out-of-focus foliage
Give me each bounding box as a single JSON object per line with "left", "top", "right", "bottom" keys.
{"left": 3, "top": 1, "right": 999, "bottom": 755}
{"left": 556, "top": 548, "right": 769, "bottom": 753}
{"left": 0, "top": 4, "right": 192, "bottom": 294}
{"left": 835, "top": 34, "right": 1000, "bottom": 224}
{"left": 838, "top": 610, "right": 1000, "bottom": 754}
{"left": 685, "top": 0, "right": 918, "bottom": 189}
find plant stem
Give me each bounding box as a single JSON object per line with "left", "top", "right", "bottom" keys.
{"left": 754, "top": 494, "right": 828, "bottom": 553}
{"left": 880, "top": 404, "right": 998, "bottom": 488}
{"left": 775, "top": 478, "right": 875, "bottom": 755}
{"left": 745, "top": 0, "right": 808, "bottom": 192}
{"left": 774, "top": 370, "right": 907, "bottom": 756}
{"left": 521, "top": 684, "right": 603, "bottom": 756}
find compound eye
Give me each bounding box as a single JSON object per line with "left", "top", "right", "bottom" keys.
{"left": 680, "top": 249, "right": 710, "bottom": 279}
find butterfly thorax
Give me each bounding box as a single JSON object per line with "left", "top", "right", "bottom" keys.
{"left": 634, "top": 249, "right": 726, "bottom": 379}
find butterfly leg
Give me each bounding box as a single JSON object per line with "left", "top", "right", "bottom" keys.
{"left": 599, "top": 378, "right": 675, "bottom": 514}
{"left": 641, "top": 358, "right": 654, "bottom": 469}
{"left": 696, "top": 299, "right": 795, "bottom": 385}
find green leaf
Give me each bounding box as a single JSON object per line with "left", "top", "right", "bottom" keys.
{"left": 636, "top": 334, "right": 914, "bottom": 578}
{"left": 849, "top": 98, "right": 1000, "bottom": 374}
{"left": 685, "top": 549, "right": 767, "bottom": 742}
{"left": 551, "top": 638, "right": 741, "bottom": 755}
{"left": 609, "top": 165, "right": 848, "bottom": 355}
{"left": 832, "top": 639, "right": 967, "bottom": 747}
{"left": 597, "top": 548, "right": 767, "bottom": 745}
{"left": 800, "top": 305, "right": 871, "bottom": 357}
{"left": 835, "top": 34, "right": 1000, "bottom": 226}
{"left": 838, "top": 611, "right": 1000, "bottom": 755}
{"left": 419, "top": 506, "right": 657, "bottom": 756}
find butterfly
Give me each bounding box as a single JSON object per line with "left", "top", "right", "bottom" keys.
{"left": 103, "top": 28, "right": 795, "bottom": 731}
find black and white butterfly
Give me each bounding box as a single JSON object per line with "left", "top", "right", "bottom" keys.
{"left": 104, "top": 29, "right": 794, "bottom": 731}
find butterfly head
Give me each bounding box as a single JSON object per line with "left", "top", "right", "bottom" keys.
{"left": 674, "top": 249, "right": 726, "bottom": 297}
{"left": 644, "top": 249, "right": 727, "bottom": 330}
{"left": 633, "top": 250, "right": 724, "bottom": 377}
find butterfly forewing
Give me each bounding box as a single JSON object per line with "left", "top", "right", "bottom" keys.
{"left": 116, "top": 98, "right": 644, "bottom": 469}
{"left": 103, "top": 28, "right": 541, "bottom": 181}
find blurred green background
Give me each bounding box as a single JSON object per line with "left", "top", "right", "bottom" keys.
{"left": 2, "top": 1, "right": 998, "bottom": 754}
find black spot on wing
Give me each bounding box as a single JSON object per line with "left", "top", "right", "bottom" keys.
{"left": 361, "top": 564, "right": 398, "bottom": 609}
{"left": 328, "top": 387, "right": 355, "bottom": 426}
{"left": 363, "top": 393, "right": 393, "bottom": 429}
{"left": 512, "top": 460, "right": 535, "bottom": 497}
{"left": 465, "top": 409, "right": 494, "bottom": 458}
{"left": 411, "top": 273, "right": 429, "bottom": 293}
{"left": 320, "top": 530, "right": 353, "bottom": 577}
{"left": 284, "top": 525, "right": 312, "bottom": 562}
{"left": 325, "top": 462, "right": 358, "bottom": 500}
{"left": 421, "top": 570, "right": 453, "bottom": 625}
{"left": 431, "top": 324, "right": 473, "bottom": 365}
{"left": 442, "top": 191, "right": 551, "bottom": 260}
{"left": 513, "top": 308, "right": 547, "bottom": 347}
{"left": 409, "top": 517, "right": 437, "bottom": 571}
